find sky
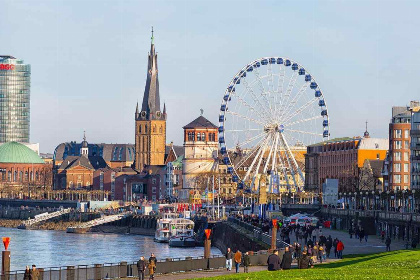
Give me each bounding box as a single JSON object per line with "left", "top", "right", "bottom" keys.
{"left": 1, "top": 0, "right": 420, "bottom": 153}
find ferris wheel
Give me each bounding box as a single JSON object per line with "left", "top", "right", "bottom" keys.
{"left": 218, "top": 57, "right": 330, "bottom": 195}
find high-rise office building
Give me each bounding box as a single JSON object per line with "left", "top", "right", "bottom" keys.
{"left": 0, "top": 55, "right": 31, "bottom": 143}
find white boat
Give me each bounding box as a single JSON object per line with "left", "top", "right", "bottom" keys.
{"left": 154, "top": 212, "right": 178, "bottom": 243}
{"left": 168, "top": 218, "right": 196, "bottom": 247}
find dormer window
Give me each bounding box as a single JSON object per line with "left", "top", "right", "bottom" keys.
{"left": 141, "top": 111, "right": 146, "bottom": 118}
{"left": 156, "top": 111, "right": 161, "bottom": 118}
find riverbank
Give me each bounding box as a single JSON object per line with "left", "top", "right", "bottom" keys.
{"left": 0, "top": 219, "right": 83, "bottom": 231}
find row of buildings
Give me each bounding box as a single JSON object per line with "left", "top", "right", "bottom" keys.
{"left": 304, "top": 101, "right": 420, "bottom": 194}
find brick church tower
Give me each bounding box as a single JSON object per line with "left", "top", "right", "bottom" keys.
{"left": 135, "top": 30, "right": 167, "bottom": 171}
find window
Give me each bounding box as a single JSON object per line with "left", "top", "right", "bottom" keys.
{"left": 404, "top": 141, "right": 409, "bottom": 149}
{"left": 394, "top": 152, "right": 401, "bottom": 161}
{"left": 404, "top": 175, "right": 409, "bottom": 184}
{"left": 197, "top": 133, "right": 201, "bottom": 141}
{"left": 159, "top": 126, "right": 162, "bottom": 133}
{"left": 139, "top": 125, "right": 142, "bottom": 133}
{"left": 152, "top": 178, "right": 157, "bottom": 184}
{"left": 404, "top": 152, "right": 409, "bottom": 161}
{"left": 394, "top": 141, "right": 402, "bottom": 149}
{"left": 393, "top": 174, "right": 401, "bottom": 184}
{"left": 404, "top": 163, "right": 409, "bottom": 173}
{"left": 69, "top": 181, "right": 73, "bottom": 188}
{"left": 394, "top": 129, "right": 402, "bottom": 138}
{"left": 394, "top": 163, "right": 401, "bottom": 172}
{"left": 404, "top": 129, "right": 409, "bottom": 139}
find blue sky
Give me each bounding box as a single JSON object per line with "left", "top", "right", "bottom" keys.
{"left": 1, "top": 0, "right": 420, "bottom": 153}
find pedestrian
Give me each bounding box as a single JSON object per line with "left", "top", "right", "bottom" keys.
{"left": 242, "top": 252, "right": 250, "bottom": 273}
{"left": 349, "top": 227, "right": 354, "bottom": 239}
{"left": 385, "top": 236, "right": 391, "bottom": 252}
{"left": 325, "top": 237, "right": 332, "bottom": 258}
{"left": 137, "top": 256, "right": 146, "bottom": 280}
{"left": 337, "top": 240, "right": 344, "bottom": 259}
{"left": 365, "top": 232, "right": 368, "bottom": 243}
{"left": 148, "top": 260, "right": 156, "bottom": 280}
{"left": 234, "top": 250, "right": 242, "bottom": 273}
{"left": 30, "top": 265, "right": 39, "bottom": 280}
{"left": 381, "top": 230, "right": 385, "bottom": 242}
{"left": 23, "top": 266, "right": 30, "bottom": 280}
{"left": 318, "top": 245, "right": 324, "bottom": 263}
{"left": 267, "top": 250, "right": 281, "bottom": 271}
{"left": 225, "top": 247, "right": 233, "bottom": 271}
{"left": 312, "top": 228, "right": 317, "bottom": 242}
{"left": 359, "top": 228, "right": 365, "bottom": 243}
{"left": 281, "top": 246, "right": 293, "bottom": 270}
{"left": 411, "top": 235, "right": 418, "bottom": 249}
{"left": 148, "top": 253, "right": 157, "bottom": 265}
{"left": 333, "top": 238, "right": 339, "bottom": 258}
{"left": 298, "top": 252, "right": 313, "bottom": 269}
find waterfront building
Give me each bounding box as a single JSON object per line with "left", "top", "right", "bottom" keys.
{"left": 359, "top": 159, "right": 384, "bottom": 191}
{"left": 0, "top": 55, "right": 31, "bottom": 143}
{"left": 0, "top": 142, "right": 52, "bottom": 190}
{"left": 54, "top": 142, "right": 136, "bottom": 169}
{"left": 305, "top": 133, "right": 388, "bottom": 193}
{"left": 388, "top": 105, "right": 413, "bottom": 190}
{"left": 54, "top": 135, "right": 109, "bottom": 189}
{"left": 181, "top": 115, "right": 218, "bottom": 201}
{"left": 134, "top": 33, "right": 166, "bottom": 171}
{"left": 410, "top": 102, "right": 420, "bottom": 190}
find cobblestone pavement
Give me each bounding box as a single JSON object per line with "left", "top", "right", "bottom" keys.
{"left": 287, "top": 227, "right": 408, "bottom": 256}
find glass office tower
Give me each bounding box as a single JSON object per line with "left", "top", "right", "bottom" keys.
{"left": 0, "top": 55, "right": 31, "bottom": 143}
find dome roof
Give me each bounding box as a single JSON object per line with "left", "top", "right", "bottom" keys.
{"left": 0, "top": 142, "right": 45, "bottom": 164}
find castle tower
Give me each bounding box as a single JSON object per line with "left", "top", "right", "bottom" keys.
{"left": 135, "top": 29, "right": 167, "bottom": 171}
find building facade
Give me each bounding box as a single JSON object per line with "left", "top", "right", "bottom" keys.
{"left": 134, "top": 38, "right": 166, "bottom": 171}
{"left": 388, "top": 105, "right": 412, "bottom": 190}
{"left": 181, "top": 115, "right": 218, "bottom": 200}
{"left": 305, "top": 136, "right": 388, "bottom": 193}
{"left": 0, "top": 55, "right": 31, "bottom": 143}
{"left": 0, "top": 142, "right": 51, "bottom": 189}
{"left": 411, "top": 102, "right": 420, "bottom": 190}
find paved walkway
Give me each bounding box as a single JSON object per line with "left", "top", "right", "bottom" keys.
{"left": 287, "top": 228, "right": 408, "bottom": 256}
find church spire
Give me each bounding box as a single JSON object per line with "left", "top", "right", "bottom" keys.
{"left": 141, "top": 27, "right": 161, "bottom": 120}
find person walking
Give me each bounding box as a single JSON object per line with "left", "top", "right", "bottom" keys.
{"left": 312, "top": 228, "right": 317, "bottom": 243}
{"left": 242, "top": 252, "right": 250, "bottom": 273}
{"left": 267, "top": 250, "right": 281, "bottom": 271}
{"left": 325, "top": 237, "right": 332, "bottom": 258}
{"left": 234, "top": 250, "right": 242, "bottom": 273}
{"left": 385, "top": 236, "right": 392, "bottom": 252}
{"left": 333, "top": 238, "right": 339, "bottom": 258}
{"left": 225, "top": 247, "right": 233, "bottom": 271}
{"left": 281, "top": 246, "right": 293, "bottom": 270}
{"left": 359, "top": 228, "right": 365, "bottom": 243}
{"left": 137, "top": 256, "right": 146, "bottom": 280}
{"left": 30, "top": 265, "right": 39, "bottom": 280}
{"left": 381, "top": 230, "right": 385, "bottom": 242}
{"left": 318, "top": 245, "right": 325, "bottom": 263}
{"left": 148, "top": 253, "right": 157, "bottom": 266}
{"left": 23, "top": 266, "right": 30, "bottom": 280}
{"left": 349, "top": 227, "right": 354, "bottom": 239}
{"left": 148, "top": 260, "right": 156, "bottom": 280}
{"left": 337, "top": 240, "right": 344, "bottom": 259}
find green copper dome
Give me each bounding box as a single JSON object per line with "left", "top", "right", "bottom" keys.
{"left": 0, "top": 142, "right": 45, "bottom": 164}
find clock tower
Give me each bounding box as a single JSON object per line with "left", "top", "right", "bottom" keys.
{"left": 135, "top": 29, "right": 167, "bottom": 171}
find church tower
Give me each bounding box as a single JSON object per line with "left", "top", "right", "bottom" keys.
{"left": 135, "top": 29, "right": 167, "bottom": 171}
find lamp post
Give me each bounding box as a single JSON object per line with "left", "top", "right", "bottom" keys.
{"left": 386, "top": 191, "right": 390, "bottom": 211}
{"left": 2, "top": 237, "right": 10, "bottom": 280}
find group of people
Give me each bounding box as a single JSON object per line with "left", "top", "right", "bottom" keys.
{"left": 23, "top": 265, "right": 39, "bottom": 280}
{"left": 348, "top": 226, "right": 369, "bottom": 242}
{"left": 136, "top": 253, "right": 157, "bottom": 280}
{"left": 224, "top": 247, "right": 251, "bottom": 273}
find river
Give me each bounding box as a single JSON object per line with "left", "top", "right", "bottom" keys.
{"left": 0, "top": 228, "right": 221, "bottom": 271}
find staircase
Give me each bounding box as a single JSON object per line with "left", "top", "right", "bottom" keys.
{"left": 66, "top": 213, "right": 129, "bottom": 233}
{"left": 18, "top": 208, "right": 72, "bottom": 229}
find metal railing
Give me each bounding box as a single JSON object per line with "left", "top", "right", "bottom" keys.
{"left": 321, "top": 208, "right": 420, "bottom": 223}
{"left": 228, "top": 217, "right": 290, "bottom": 249}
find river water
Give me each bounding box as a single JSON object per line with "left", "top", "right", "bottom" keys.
{"left": 0, "top": 228, "right": 221, "bottom": 271}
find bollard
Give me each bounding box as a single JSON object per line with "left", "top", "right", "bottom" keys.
{"left": 1, "top": 237, "right": 10, "bottom": 280}
{"left": 119, "top": 262, "right": 127, "bottom": 278}
{"left": 271, "top": 219, "right": 278, "bottom": 250}
{"left": 94, "top": 264, "right": 102, "bottom": 280}
{"left": 204, "top": 239, "right": 211, "bottom": 259}
{"left": 66, "top": 266, "right": 75, "bottom": 280}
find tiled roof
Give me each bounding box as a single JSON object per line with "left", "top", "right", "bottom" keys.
{"left": 183, "top": 116, "right": 218, "bottom": 129}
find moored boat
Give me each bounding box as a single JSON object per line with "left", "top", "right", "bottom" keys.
{"left": 168, "top": 218, "right": 196, "bottom": 247}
